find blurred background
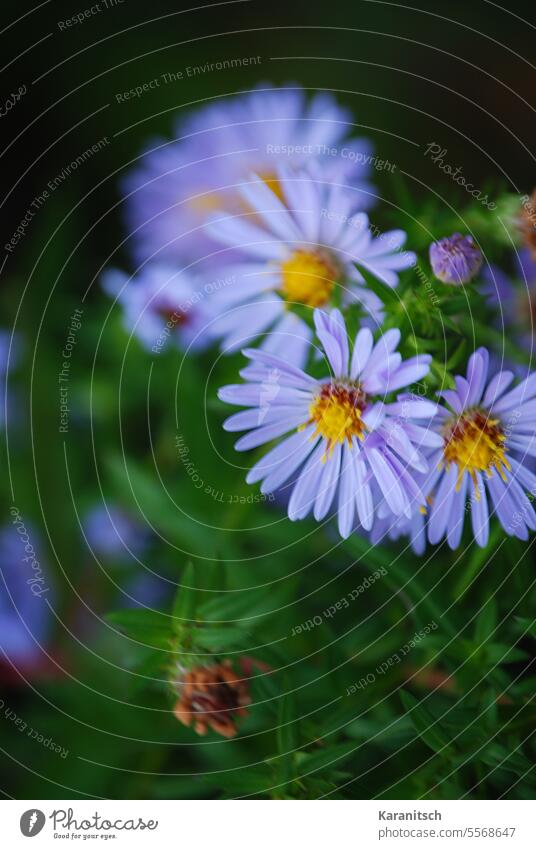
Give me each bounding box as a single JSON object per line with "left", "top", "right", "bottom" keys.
{"left": 1, "top": 0, "right": 535, "bottom": 799}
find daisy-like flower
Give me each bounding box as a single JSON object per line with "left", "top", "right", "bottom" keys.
{"left": 123, "top": 85, "right": 374, "bottom": 265}
{"left": 219, "top": 309, "right": 440, "bottom": 536}
{"left": 102, "top": 265, "right": 210, "bottom": 352}
{"left": 206, "top": 168, "right": 416, "bottom": 363}
{"left": 426, "top": 347, "right": 536, "bottom": 548}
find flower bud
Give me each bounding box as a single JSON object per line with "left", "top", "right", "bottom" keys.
{"left": 429, "top": 233, "right": 482, "bottom": 285}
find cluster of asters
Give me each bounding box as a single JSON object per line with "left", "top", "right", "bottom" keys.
{"left": 104, "top": 85, "right": 536, "bottom": 561}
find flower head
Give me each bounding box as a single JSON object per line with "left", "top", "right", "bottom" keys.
{"left": 206, "top": 169, "right": 415, "bottom": 362}
{"left": 0, "top": 522, "right": 52, "bottom": 670}
{"left": 102, "top": 265, "right": 210, "bottom": 352}
{"left": 481, "top": 249, "right": 536, "bottom": 356}
{"left": 219, "top": 309, "right": 440, "bottom": 536}
{"left": 426, "top": 348, "right": 536, "bottom": 548}
{"left": 123, "top": 85, "right": 374, "bottom": 265}
{"left": 429, "top": 233, "right": 482, "bottom": 285}
{"left": 171, "top": 659, "right": 250, "bottom": 738}
{"left": 82, "top": 505, "right": 149, "bottom": 561}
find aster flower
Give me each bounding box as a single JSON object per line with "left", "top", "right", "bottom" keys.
{"left": 219, "top": 309, "right": 440, "bottom": 536}
{"left": 102, "top": 265, "right": 210, "bottom": 352}
{"left": 206, "top": 168, "right": 415, "bottom": 362}
{"left": 482, "top": 248, "right": 536, "bottom": 356}
{"left": 429, "top": 233, "right": 482, "bottom": 284}
{"left": 123, "top": 85, "right": 374, "bottom": 265}
{"left": 82, "top": 504, "right": 149, "bottom": 561}
{"left": 171, "top": 659, "right": 250, "bottom": 738}
{"left": 0, "top": 522, "right": 52, "bottom": 670}
{"left": 426, "top": 347, "right": 536, "bottom": 548}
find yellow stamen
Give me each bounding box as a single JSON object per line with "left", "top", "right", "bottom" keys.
{"left": 305, "top": 381, "right": 368, "bottom": 459}
{"left": 441, "top": 408, "right": 510, "bottom": 494}
{"left": 280, "top": 249, "right": 339, "bottom": 308}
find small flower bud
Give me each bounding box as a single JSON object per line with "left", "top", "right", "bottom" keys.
{"left": 429, "top": 233, "right": 482, "bottom": 284}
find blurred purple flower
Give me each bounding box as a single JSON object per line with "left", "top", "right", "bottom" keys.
{"left": 102, "top": 264, "right": 211, "bottom": 353}
{"left": 82, "top": 505, "right": 149, "bottom": 561}
{"left": 0, "top": 329, "right": 20, "bottom": 429}
{"left": 481, "top": 248, "right": 536, "bottom": 357}
{"left": 0, "top": 521, "right": 52, "bottom": 668}
{"left": 206, "top": 167, "right": 415, "bottom": 362}
{"left": 122, "top": 571, "right": 173, "bottom": 609}
{"left": 123, "top": 85, "right": 375, "bottom": 266}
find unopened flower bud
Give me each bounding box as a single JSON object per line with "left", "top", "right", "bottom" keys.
{"left": 429, "top": 233, "right": 482, "bottom": 285}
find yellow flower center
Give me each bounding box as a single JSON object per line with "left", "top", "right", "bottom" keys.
{"left": 280, "top": 249, "right": 339, "bottom": 308}
{"left": 442, "top": 408, "right": 510, "bottom": 491}
{"left": 306, "top": 381, "right": 369, "bottom": 458}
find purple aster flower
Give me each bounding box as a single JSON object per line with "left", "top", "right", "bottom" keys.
{"left": 102, "top": 265, "right": 210, "bottom": 352}
{"left": 123, "top": 85, "right": 375, "bottom": 265}
{"left": 82, "top": 505, "right": 149, "bottom": 561}
{"left": 219, "top": 309, "right": 440, "bottom": 536}
{"left": 429, "top": 233, "right": 482, "bottom": 285}
{"left": 426, "top": 347, "right": 536, "bottom": 548}
{"left": 205, "top": 168, "right": 415, "bottom": 362}
{"left": 482, "top": 249, "right": 536, "bottom": 356}
{"left": 0, "top": 522, "right": 52, "bottom": 669}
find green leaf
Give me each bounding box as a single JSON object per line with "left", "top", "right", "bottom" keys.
{"left": 353, "top": 263, "right": 400, "bottom": 308}
{"left": 297, "top": 741, "right": 357, "bottom": 775}
{"left": 454, "top": 524, "right": 505, "bottom": 597}
{"left": 474, "top": 598, "right": 497, "bottom": 645}
{"left": 106, "top": 454, "right": 218, "bottom": 556}
{"left": 106, "top": 609, "right": 171, "bottom": 649}
{"left": 514, "top": 617, "right": 536, "bottom": 639}
{"left": 400, "top": 691, "right": 453, "bottom": 754}
{"left": 276, "top": 690, "right": 297, "bottom": 781}
{"left": 172, "top": 561, "right": 199, "bottom": 628}
{"left": 194, "top": 627, "right": 249, "bottom": 652}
